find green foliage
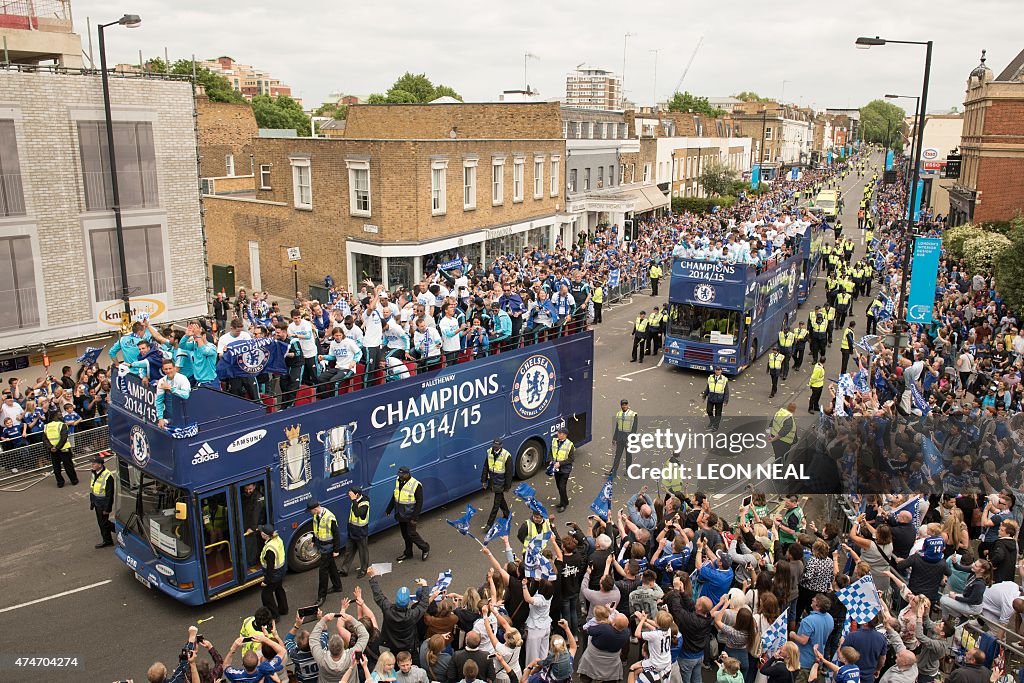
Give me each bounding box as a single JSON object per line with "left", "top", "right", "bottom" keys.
{"left": 672, "top": 195, "right": 736, "bottom": 215}
{"left": 859, "top": 99, "right": 906, "bottom": 152}
{"left": 140, "top": 57, "right": 247, "bottom": 104}
{"left": 366, "top": 72, "right": 463, "bottom": 104}
{"left": 698, "top": 161, "right": 738, "bottom": 197}
{"left": 995, "top": 215, "right": 1024, "bottom": 315}
{"left": 942, "top": 224, "right": 984, "bottom": 259}
{"left": 666, "top": 91, "right": 725, "bottom": 117}
{"left": 251, "top": 95, "right": 311, "bottom": 136}
{"left": 313, "top": 102, "right": 348, "bottom": 119}
{"left": 963, "top": 233, "right": 1011, "bottom": 274}
{"left": 733, "top": 91, "right": 769, "bottom": 102}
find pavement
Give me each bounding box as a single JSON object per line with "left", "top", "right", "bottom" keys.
{"left": 0, "top": 158, "right": 876, "bottom": 681}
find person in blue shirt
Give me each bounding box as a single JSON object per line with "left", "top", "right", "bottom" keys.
{"left": 840, "top": 616, "right": 888, "bottom": 683}
{"left": 789, "top": 593, "right": 834, "bottom": 675}
{"left": 696, "top": 547, "right": 735, "bottom": 605}
{"left": 489, "top": 302, "right": 513, "bottom": 351}
{"left": 108, "top": 321, "right": 152, "bottom": 363}
{"left": 61, "top": 403, "right": 82, "bottom": 434}
{"left": 1, "top": 417, "right": 25, "bottom": 450}
{"left": 222, "top": 630, "right": 287, "bottom": 682}
{"left": 129, "top": 340, "right": 166, "bottom": 382}
{"left": 177, "top": 322, "right": 219, "bottom": 389}
{"left": 464, "top": 316, "right": 491, "bottom": 359}
{"left": 285, "top": 611, "right": 327, "bottom": 683}
{"left": 651, "top": 533, "right": 691, "bottom": 588}
{"left": 815, "top": 645, "right": 861, "bottom": 683}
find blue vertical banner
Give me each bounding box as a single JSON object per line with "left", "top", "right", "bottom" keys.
{"left": 885, "top": 150, "right": 894, "bottom": 170}
{"left": 751, "top": 164, "right": 761, "bottom": 189}
{"left": 913, "top": 179, "right": 924, "bottom": 221}
{"left": 790, "top": 167, "right": 799, "bottom": 181}
{"left": 905, "top": 236, "right": 941, "bottom": 324}
{"left": 827, "top": 151, "right": 833, "bottom": 165}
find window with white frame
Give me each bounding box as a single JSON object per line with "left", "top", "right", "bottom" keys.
{"left": 290, "top": 158, "right": 312, "bottom": 209}
{"left": 533, "top": 157, "right": 543, "bottom": 198}
{"left": 568, "top": 168, "right": 577, "bottom": 193}
{"left": 643, "top": 162, "right": 652, "bottom": 183}
{"left": 764, "top": 127, "right": 773, "bottom": 140}
{"left": 512, "top": 158, "right": 524, "bottom": 202}
{"left": 597, "top": 166, "right": 604, "bottom": 188}
{"left": 550, "top": 156, "right": 560, "bottom": 196}
{"left": 0, "top": 235, "right": 39, "bottom": 331}
{"left": 463, "top": 160, "right": 477, "bottom": 210}
{"left": 225, "top": 154, "right": 235, "bottom": 176}
{"left": 259, "top": 164, "right": 272, "bottom": 189}
{"left": 583, "top": 167, "right": 591, "bottom": 191}
{"left": 78, "top": 121, "right": 159, "bottom": 211}
{"left": 431, "top": 160, "right": 448, "bottom": 215}
{"left": 346, "top": 160, "right": 371, "bottom": 216}
{"left": 492, "top": 159, "right": 504, "bottom": 205}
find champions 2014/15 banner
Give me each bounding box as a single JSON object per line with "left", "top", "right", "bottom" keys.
{"left": 905, "top": 236, "right": 941, "bottom": 325}
{"left": 216, "top": 337, "right": 289, "bottom": 379}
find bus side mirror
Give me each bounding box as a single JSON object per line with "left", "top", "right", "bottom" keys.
{"left": 175, "top": 502, "right": 188, "bottom": 521}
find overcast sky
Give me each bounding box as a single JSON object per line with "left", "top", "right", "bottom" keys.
{"left": 73, "top": 0, "right": 1019, "bottom": 115}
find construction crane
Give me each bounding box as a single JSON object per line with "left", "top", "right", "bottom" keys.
{"left": 672, "top": 36, "right": 704, "bottom": 94}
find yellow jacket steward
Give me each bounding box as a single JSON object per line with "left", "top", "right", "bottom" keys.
{"left": 808, "top": 364, "right": 825, "bottom": 388}
{"left": 767, "top": 352, "right": 784, "bottom": 372}
{"left": 771, "top": 408, "right": 796, "bottom": 444}
{"left": 704, "top": 375, "right": 728, "bottom": 403}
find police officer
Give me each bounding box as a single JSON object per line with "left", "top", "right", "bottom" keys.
{"left": 591, "top": 279, "right": 604, "bottom": 324}
{"left": 307, "top": 499, "right": 342, "bottom": 606}
{"left": 769, "top": 402, "right": 798, "bottom": 464}
{"left": 777, "top": 325, "right": 795, "bottom": 380}
{"left": 792, "top": 322, "right": 809, "bottom": 371}
{"left": 808, "top": 361, "right": 825, "bottom": 413}
{"left": 649, "top": 261, "right": 663, "bottom": 296}
{"left": 340, "top": 487, "right": 370, "bottom": 578}
{"left": 809, "top": 310, "right": 828, "bottom": 364}
{"left": 840, "top": 320, "right": 857, "bottom": 374}
{"left": 835, "top": 288, "right": 852, "bottom": 328}
{"left": 481, "top": 439, "right": 513, "bottom": 527}
{"left": 549, "top": 427, "right": 575, "bottom": 513}
{"left": 259, "top": 524, "right": 289, "bottom": 618}
{"left": 631, "top": 310, "right": 649, "bottom": 363}
{"left": 88, "top": 455, "right": 114, "bottom": 548}
{"left": 646, "top": 306, "right": 663, "bottom": 356}
{"left": 866, "top": 295, "right": 883, "bottom": 335}
{"left": 43, "top": 413, "right": 77, "bottom": 487}
{"left": 824, "top": 303, "right": 837, "bottom": 346}
{"left": 387, "top": 466, "right": 430, "bottom": 561}
{"left": 766, "top": 347, "right": 784, "bottom": 398}
{"left": 702, "top": 367, "right": 729, "bottom": 431}
{"left": 610, "top": 399, "right": 639, "bottom": 476}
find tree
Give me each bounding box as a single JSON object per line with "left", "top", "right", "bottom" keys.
{"left": 860, "top": 99, "right": 907, "bottom": 152}
{"left": 698, "top": 161, "right": 738, "bottom": 197}
{"left": 366, "top": 72, "right": 463, "bottom": 104}
{"left": 137, "top": 57, "right": 247, "bottom": 104}
{"left": 995, "top": 214, "right": 1024, "bottom": 314}
{"left": 942, "top": 224, "right": 984, "bottom": 259}
{"left": 666, "top": 91, "right": 725, "bottom": 117}
{"left": 313, "top": 102, "right": 348, "bottom": 119}
{"left": 733, "top": 91, "right": 769, "bottom": 102}
{"left": 251, "top": 95, "right": 311, "bottom": 136}
{"left": 963, "top": 232, "right": 1011, "bottom": 274}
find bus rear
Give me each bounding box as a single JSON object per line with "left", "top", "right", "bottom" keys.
{"left": 109, "top": 329, "right": 594, "bottom": 605}
{"left": 797, "top": 222, "right": 825, "bottom": 303}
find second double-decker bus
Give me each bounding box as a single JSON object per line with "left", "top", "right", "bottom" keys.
{"left": 662, "top": 253, "right": 801, "bottom": 375}
{"left": 797, "top": 221, "right": 826, "bottom": 303}
{"left": 108, "top": 326, "right": 593, "bottom": 605}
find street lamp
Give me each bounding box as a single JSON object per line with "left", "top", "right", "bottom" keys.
{"left": 98, "top": 13, "right": 142, "bottom": 324}
{"left": 855, "top": 35, "right": 932, "bottom": 358}
{"left": 885, "top": 93, "right": 922, "bottom": 203}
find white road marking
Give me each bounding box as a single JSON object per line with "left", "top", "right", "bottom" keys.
{"left": 0, "top": 579, "right": 112, "bottom": 613}
{"left": 616, "top": 354, "right": 664, "bottom": 381}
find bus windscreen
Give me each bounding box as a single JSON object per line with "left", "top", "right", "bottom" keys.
{"left": 116, "top": 461, "right": 193, "bottom": 560}
{"left": 667, "top": 304, "right": 739, "bottom": 343}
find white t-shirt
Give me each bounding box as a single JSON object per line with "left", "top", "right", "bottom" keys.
{"left": 327, "top": 338, "right": 361, "bottom": 370}
{"left": 362, "top": 309, "right": 384, "bottom": 347}
{"left": 413, "top": 328, "right": 442, "bottom": 358}
{"left": 288, "top": 320, "right": 318, "bottom": 358}
{"left": 1, "top": 401, "right": 25, "bottom": 425}
{"left": 641, "top": 628, "right": 673, "bottom": 672}
{"left": 216, "top": 330, "right": 252, "bottom": 355}
{"left": 981, "top": 581, "right": 1023, "bottom": 624}
{"left": 438, "top": 316, "right": 463, "bottom": 352}
{"left": 342, "top": 323, "right": 363, "bottom": 343}
{"left": 386, "top": 355, "right": 410, "bottom": 381}
{"left": 525, "top": 593, "right": 551, "bottom": 630}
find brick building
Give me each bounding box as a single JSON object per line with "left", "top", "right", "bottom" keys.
{"left": 949, "top": 50, "right": 1024, "bottom": 226}
{"left": 732, "top": 102, "right": 815, "bottom": 178}
{"left": 564, "top": 66, "right": 622, "bottom": 111}
{"left": 196, "top": 94, "right": 259, "bottom": 185}
{"left": 0, "top": 66, "right": 206, "bottom": 380}
{"left": 204, "top": 103, "right": 568, "bottom": 295}
{"left": 198, "top": 56, "right": 295, "bottom": 101}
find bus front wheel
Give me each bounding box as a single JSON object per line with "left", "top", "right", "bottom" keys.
{"left": 288, "top": 521, "right": 320, "bottom": 573}
{"left": 515, "top": 438, "right": 545, "bottom": 479}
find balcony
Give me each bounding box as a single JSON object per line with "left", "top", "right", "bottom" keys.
{"left": 1, "top": 171, "right": 26, "bottom": 216}
{"left": 83, "top": 169, "right": 160, "bottom": 212}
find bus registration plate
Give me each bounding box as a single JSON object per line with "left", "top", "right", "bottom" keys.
{"left": 135, "top": 572, "right": 152, "bottom": 589}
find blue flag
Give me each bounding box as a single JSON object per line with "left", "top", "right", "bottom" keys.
{"left": 513, "top": 483, "right": 549, "bottom": 518}
{"left": 446, "top": 504, "right": 479, "bottom": 539}
{"left": 590, "top": 476, "right": 614, "bottom": 521}
{"left": 216, "top": 338, "right": 288, "bottom": 379}
{"left": 483, "top": 514, "right": 512, "bottom": 545}
{"left": 76, "top": 346, "right": 105, "bottom": 366}
{"left": 909, "top": 383, "right": 931, "bottom": 416}
{"left": 431, "top": 570, "right": 452, "bottom": 601}
{"left": 523, "top": 533, "right": 556, "bottom": 580}
{"left": 922, "top": 437, "right": 943, "bottom": 477}
{"left": 892, "top": 496, "right": 922, "bottom": 528}
{"left": 607, "top": 268, "right": 621, "bottom": 289}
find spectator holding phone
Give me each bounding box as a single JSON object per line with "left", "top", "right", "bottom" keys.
{"left": 184, "top": 634, "right": 224, "bottom": 683}
{"left": 286, "top": 609, "right": 325, "bottom": 683}
{"left": 310, "top": 600, "right": 370, "bottom": 682}
{"left": 222, "top": 630, "right": 287, "bottom": 682}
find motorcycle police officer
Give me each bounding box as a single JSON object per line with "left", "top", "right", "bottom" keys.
{"left": 340, "top": 486, "right": 370, "bottom": 578}
{"left": 307, "top": 499, "right": 342, "bottom": 606}
{"left": 387, "top": 466, "right": 430, "bottom": 561}
{"left": 88, "top": 455, "right": 114, "bottom": 548}
{"left": 259, "top": 524, "right": 289, "bottom": 618}
{"left": 481, "top": 439, "right": 513, "bottom": 528}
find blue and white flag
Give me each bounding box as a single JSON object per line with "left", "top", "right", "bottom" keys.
{"left": 446, "top": 504, "right": 479, "bottom": 542}
{"left": 922, "top": 436, "right": 943, "bottom": 477}
{"left": 855, "top": 334, "right": 882, "bottom": 358}
{"left": 523, "top": 533, "right": 556, "bottom": 580}
{"left": 76, "top": 346, "right": 105, "bottom": 366}
{"left": 836, "top": 575, "right": 882, "bottom": 625}
{"left": 834, "top": 374, "right": 854, "bottom": 417}
{"left": 892, "top": 496, "right": 922, "bottom": 528}
{"left": 216, "top": 337, "right": 288, "bottom": 379}
{"left": 607, "top": 268, "right": 621, "bottom": 289}
{"left": 483, "top": 514, "right": 512, "bottom": 545}
{"left": 590, "top": 476, "right": 614, "bottom": 522}
{"left": 431, "top": 570, "right": 453, "bottom": 601}
{"left": 852, "top": 366, "right": 871, "bottom": 394}
{"left": 909, "top": 382, "right": 931, "bottom": 416}
{"left": 761, "top": 608, "right": 789, "bottom": 657}
{"left": 514, "top": 482, "right": 549, "bottom": 519}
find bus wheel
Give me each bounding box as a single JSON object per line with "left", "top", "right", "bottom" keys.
{"left": 515, "top": 438, "right": 545, "bottom": 479}
{"left": 288, "top": 522, "right": 320, "bottom": 573}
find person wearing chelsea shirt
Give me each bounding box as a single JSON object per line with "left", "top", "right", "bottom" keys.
{"left": 108, "top": 321, "right": 152, "bottom": 364}
{"left": 177, "top": 321, "right": 219, "bottom": 389}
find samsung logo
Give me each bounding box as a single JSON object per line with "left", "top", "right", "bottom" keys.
{"left": 227, "top": 429, "right": 267, "bottom": 453}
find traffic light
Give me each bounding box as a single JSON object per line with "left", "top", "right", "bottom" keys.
{"left": 624, "top": 219, "right": 634, "bottom": 241}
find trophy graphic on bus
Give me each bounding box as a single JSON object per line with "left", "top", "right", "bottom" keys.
{"left": 278, "top": 424, "right": 311, "bottom": 491}
{"left": 320, "top": 421, "right": 358, "bottom": 477}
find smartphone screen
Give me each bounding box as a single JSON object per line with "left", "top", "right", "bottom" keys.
{"left": 742, "top": 495, "right": 752, "bottom": 507}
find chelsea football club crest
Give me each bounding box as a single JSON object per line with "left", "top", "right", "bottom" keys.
{"left": 130, "top": 424, "right": 151, "bottom": 467}
{"left": 513, "top": 355, "right": 556, "bottom": 420}
{"left": 237, "top": 344, "right": 269, "bottom": 374}
{"left": 694, "top": 284, "right": 715, "bottom": 303}
{"left": 788, "top": 266, "right": 798, "bottom": 296}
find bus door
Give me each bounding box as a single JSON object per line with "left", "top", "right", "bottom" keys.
{"left": 742, "top": 310, "right": 753, "bottom": 359}
{"left": 197, "top": 475, "right": 270, "bottom": 596}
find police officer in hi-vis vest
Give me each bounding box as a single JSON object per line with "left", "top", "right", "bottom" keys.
{"left": 307, "top": 499, "right": 342, "bottom": 606}
{"left": 88, "top": 455, "right": 114, "bottom": 548}
{"left": 259, "top": 524, "right": 289, "bottom": 618}
{"left": 769, "top": 403, "right": 798, "bottom": 464}
{"left": 549, "top": 427, "right": 576, "bottom": 513}
{"left": 610, "top": 399, "right": 639, "bottom": 477}
{"left": 766, "top": 347, "right": 785, "bottom": 399}
{"left": 481, "top": 439, "right": 513, "bottom": 527}
{"left": 631, "top": 311, "right": 649, "bottom": 363}
{"left": 340, "top": 487, "right": 370, "bottom": 578}
{"left": 387, "top": 466, "right": 430, "bottom": 561}
{"left": 702, "top": 367, "right": 729, "bottom": 431}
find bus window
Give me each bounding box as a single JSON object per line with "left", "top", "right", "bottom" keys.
{"left": 238, "top": 480, "right": 268, "bottom": 577}
{"left": 667, "top": 304, "right": 739, "bottom": 344}
{"left": 115, "top": 460, "right": 192, "bottom": 559}
{"left": 199, "top": 490, "right": 236, "bottom": 592}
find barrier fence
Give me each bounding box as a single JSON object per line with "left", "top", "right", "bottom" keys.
{"left": 0, "top": 418, "right": 109, "bottom": 487}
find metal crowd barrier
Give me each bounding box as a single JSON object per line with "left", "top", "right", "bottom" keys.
{"left": 0, "top": 420, "right": 110, "bottom": 488}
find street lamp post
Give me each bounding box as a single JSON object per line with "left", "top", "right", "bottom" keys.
{"left": 98, "top": 13, "right": 142, "bottom": 324}
{"left": 885, "top": 93, "right": 923, "bottom": 208}
{"left": 621, "top": 32, "right": 636, "bottom": 108}
{"left": 856, "top": 36, "right": 932, "bottom": 358}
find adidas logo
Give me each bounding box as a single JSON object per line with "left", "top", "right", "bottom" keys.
{"left": 192, "top": 442, "right": 219, "bottom": 465}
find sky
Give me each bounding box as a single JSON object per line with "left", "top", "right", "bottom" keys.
{"left": 71, "top": 0, "right": 1020, "bottom": 115}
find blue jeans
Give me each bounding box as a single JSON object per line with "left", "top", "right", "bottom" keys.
{"left": 726, "top": 647, "right": 751, "bottom": 683}
{"left": 676, "top": 656, "right": 703, "bottom": 683}
{"left": 560, "top": 595, "right": 580, "bottom": 636}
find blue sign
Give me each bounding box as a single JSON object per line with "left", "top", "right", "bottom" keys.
{"left": 790, "top": 167, "right": 799, "bottom": 181}
{"left": 827, "top": 151, "right": 833, "bottom": 165}
{"left": 905, "top": 236, "right": 941, "bottom": 324}
{"left": 885, "top": 150, "right": 894, "bottom": 170}
{"left": 439, "top": 258, "right": 465, "bottom": 272}
{"left": 912, "top": 179, "right": 924, "bottom": 221}
{"left": 751, "top": 164, "right": 761, "bottom": 189}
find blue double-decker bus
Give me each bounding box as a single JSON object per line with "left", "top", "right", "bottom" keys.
{"left": 797, "top": 221, "right": 826, "bottom": 303}
{"left": 662, "top": 254, "right": 801, "bottom": 375}
{"left": 109, "top": 328, "right": 593, "bottom": 605}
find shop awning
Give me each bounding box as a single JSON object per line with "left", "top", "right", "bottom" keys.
{"left": 629, "top": 184, "right": 670, "bottom": 214}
